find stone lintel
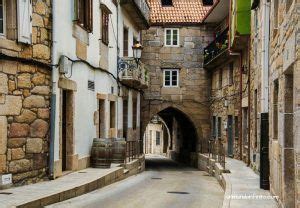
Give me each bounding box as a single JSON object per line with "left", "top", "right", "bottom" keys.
{"left": 58, "top": 78, "right": 77, "bottom": 91}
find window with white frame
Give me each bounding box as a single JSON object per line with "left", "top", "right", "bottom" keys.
{"left": 0, "top": 0, "right": 5, "bottom": 36}
{"left": 165, "top": 28, "right": 179, "bottom": 46}
{"left": 163, "top": 69, "right": 179, "bottom": 87}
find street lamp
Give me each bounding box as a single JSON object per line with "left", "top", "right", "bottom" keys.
{"left": 132, "top": 42, "right": 143, "bottom": 64}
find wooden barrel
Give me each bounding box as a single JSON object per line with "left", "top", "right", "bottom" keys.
{"left": 112, "top": 138, "right": 126, "bottom": 164}
{"left": 91, "top": 138, "right": 112, "bottom": 168}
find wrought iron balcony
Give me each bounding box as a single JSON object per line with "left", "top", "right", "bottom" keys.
{"left": 118, "top": 57, "right": 149, "bottom": 89}
{"left": 204, "top": 28, "right": 229, "bottom": 66}
{"left": 120, "top": 0, "right": 150, "bottom": 29}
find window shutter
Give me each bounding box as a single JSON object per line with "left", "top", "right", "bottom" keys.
{"left": 88, "top": 0, "right": 93, "bottom": 32}
{"left": 73, "top": 0, "right": 78, "bottom": 21}
{"left": 17, "top": 0, "right": 32, "bottom": 44}
{"left": 6, "top": 0, "right": 18, "bottom": 40}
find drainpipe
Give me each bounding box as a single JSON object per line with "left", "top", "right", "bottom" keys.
{"left": 229, "top": 50, "right": 242, "bottom": 160}
{"left": 247, "top": 37, "right": 251, "bottom": 167}
{"left": 49, "top": 0, "right": 58, "bottom": 180}
{"left": 238, "top": 52, "right": 243, "bottom": 161}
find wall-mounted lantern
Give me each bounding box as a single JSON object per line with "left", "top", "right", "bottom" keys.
{"left": 132, "top": 42, "right": 143, "bottom": 64}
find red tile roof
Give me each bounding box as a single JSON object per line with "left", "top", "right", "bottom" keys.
{"left": 148, "top": 0, "right": 211, "bottom": 25}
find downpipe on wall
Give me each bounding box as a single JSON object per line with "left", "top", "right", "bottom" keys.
{"left": 49, "top": 0, "right": 58, "bottom": 180}
{"left": 247, "top": 37, "right": 251, "bottom": 167}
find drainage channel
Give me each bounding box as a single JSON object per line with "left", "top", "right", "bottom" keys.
{"left": 167, "top": 191, "right": 190, "bottom": 195}
{"left": 0, "top": 192, "right": 13, "bottom": 195}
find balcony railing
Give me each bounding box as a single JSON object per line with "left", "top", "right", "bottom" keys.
{"left": 118, "top": 57, "right": 149, "bottom": 89}
{"left": 204, "top": 28, "right": 229, "bottom": 65}
{"left": 208, "top": 139, "right": 226, "bottom": 169}
{"left": 125, "top": 140, "right": 143, "bottom": 163}
{"left": 120, "top": 0, "right": 150, "bottom": 29}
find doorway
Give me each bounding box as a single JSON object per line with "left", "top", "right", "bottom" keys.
{"left": 227, "top": 115, "right": 233, "bottom": 157}
{"left": 98, "top": 99, "right": 105, "bottom": 138}
{"left": 123, "top": 99, "right": 128, "bottom": 139}
{"left": 61, "top": 90, "right": 74, "bottom": 172}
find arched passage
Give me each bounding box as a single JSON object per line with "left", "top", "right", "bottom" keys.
{"left": 142, "top": 106, "right": 199, "bottom": 166}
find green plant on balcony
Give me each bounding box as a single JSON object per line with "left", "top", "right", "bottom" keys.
{"left": 221, "top": 40, "right": 228, "bottom": 50}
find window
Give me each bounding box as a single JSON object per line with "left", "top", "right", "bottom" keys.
{"left": 165, "top": 28, "right": 179, "bottom": 46}
{"left": 229, "top": 63, "right": 234, "bottom": 85}
{"left": 123, "top": 27, "right": 128, "bottom": 57}
{"left": 163, "top": 69, "right": 179, "bottom": 87}
{"left": 273, "top": 0, "right": 279, "bottom": 36}
{"left": 161, "top": 0, "right": 172, "bottom": 6}
{"left": 133, "top": 95, "right": 137, "bottom": 130}
{"left": 101, "top": 8, "right": 110, "bottom": 45}
{"left": 76, "top": 0, "right": 93, "bottom": 32}
{"left": 156, "top": 131, "right": 160, "bottom": 145}
{"left": 0, "top": 0, "right": 5, "bottom": 36}
{"left": 212, "top": 116, "right": 216, "bottom": 139}
{"left": 219, "top": 69, "right": 223, "bottom": 89}
{"left": 217, "top": 117, "right": 222, "bottom": 139}
{"left": 149, "top": 130, "right": 153, "bottom": 151}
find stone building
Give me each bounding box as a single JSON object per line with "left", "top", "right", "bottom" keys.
{"left": 0, "top": 0, "right": 150, "bottom": 186}
{"left": 141, "top": 0, "right": 212, "bottom": 163}
{"left": 267, "top": 0, "right": 300, "bottom": 206}
{"left": 249, "top": 0, "right": 272, "bottom": 191}
{"left": 50, "top": 0, "right": 149, "bottom": 178}
{"left": 203, "top": 0, "right": 251, "bottom": 163}
{"left": 143, "top": 117, "right": 166, "bottom": 155}
{"left": 0, "top": 0, "right": 52, "bottom": 186}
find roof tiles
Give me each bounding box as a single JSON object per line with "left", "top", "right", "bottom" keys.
{"left": 148, "top": 0, "right": 211, "bottom": 25}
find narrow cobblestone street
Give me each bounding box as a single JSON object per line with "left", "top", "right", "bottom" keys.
{"left": 47, "top": 156, "right": 224, "bottom": 208}
{"left": 0, "top": 0, "right": 298, "bottom": 207}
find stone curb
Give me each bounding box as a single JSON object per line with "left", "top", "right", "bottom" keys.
{"left": 17, "top": 167, "right": 125, "bottom": 208}
{"left": 6, "top": 157, "right": 144, "bottom": 208}
{"left": 221, "top": 173, "right": 232, "bottom": 208}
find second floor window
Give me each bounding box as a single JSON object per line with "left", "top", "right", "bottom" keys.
{"left": 101, "top": 10, "right": 109, "bottom": 45}
{"left": 163, "top": 69, "right": 179, "bottom": 87}
{"left": 219, "top": 69, "right": 223, "bottom": 89}
{"left": 0, "top": 0, "right": 5, "bottom": 36}
{"left": 229, "top": 63, "right": 234, "bottom": 85}
{"left": 123, "top": 27, "right": 128, "bottom": 57}
{"left": 217, "top": 117, "right": 222, "bottom": 138}
{"left": 77, "top": 0, "right": 93, "bottom": 32}
{"left": 156, "top": 131, "right": 161, "bottom": 145}
{"left": 165, "top": 28, "right": 179, "bottom": 46}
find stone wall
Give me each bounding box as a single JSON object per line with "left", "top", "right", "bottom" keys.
{"left": 141, "top": 25, "right": 213, "bottom": 151}
{"left": 249, "top": 6, "right": 263, "bottom": 173}
{"left": 209, "top": 56, "right": 242, "bottom": 159}
{"left": 268, "top": 0, "right": 300, "bottom": 206}
{"left": 0, "top": 0, "right": 51, "bottom": 185}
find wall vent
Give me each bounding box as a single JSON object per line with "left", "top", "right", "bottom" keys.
{"left": 88, "top": 80, "right": 95, "bottom": 91}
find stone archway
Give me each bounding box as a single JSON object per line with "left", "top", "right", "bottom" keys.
{"left": 141, "top": 100, "right": 206, "bottom": 152}
{"left": 141, "top": 100, "right": 210, "bottom": 164}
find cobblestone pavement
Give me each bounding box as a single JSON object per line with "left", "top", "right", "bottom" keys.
{"left": 47, "top": 155, "right": 224, "bottom": 208}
